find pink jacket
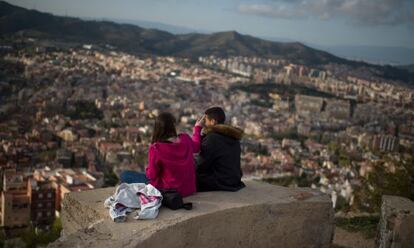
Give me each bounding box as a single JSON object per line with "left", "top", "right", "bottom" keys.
{"left": 145, "top": 126, "right": 201, "bottom": 197}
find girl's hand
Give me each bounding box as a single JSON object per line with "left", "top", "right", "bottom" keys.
{"left": 195, "top": 115, "right": 205, "bottom": 127}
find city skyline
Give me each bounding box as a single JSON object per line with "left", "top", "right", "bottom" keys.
{"left": 6, "top": 0, "right": 414, "bottom": 50}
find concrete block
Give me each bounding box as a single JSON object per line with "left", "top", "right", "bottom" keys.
{"left": 377, "top": 195, "right": 414, "bottom": 248}
{"left": 49, "top": 181, "right": 334, "bottom": 248}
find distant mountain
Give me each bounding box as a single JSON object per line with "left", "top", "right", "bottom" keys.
{"left": 1, "top": 1, "right": 413, "bottom": 83}
{"left": 262, "top": 36, "right": 414, "bottom": 66}
{"left": 0, "top": 1, "right": 347, "bottom": 65}
{"left": 89, "top": 18, "right": 209, "bottom": 35}
{"left": 85, "top": 19, "right": 414, "bottom": 66}
{"left": 308, "top": 44, "right": 414, "bottom": 66}
{"left": 397, "top": 64, "right": 414, "bottom": 73}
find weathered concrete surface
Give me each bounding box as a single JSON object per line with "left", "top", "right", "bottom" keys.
{"left": 334, "top": 227, "right": 375, "bottom": 248}
{"left": 49, "top": 181, "right": 334, "bottom": 248}
{"left": 377, "top": 195, "right": 414, "bottom": 248}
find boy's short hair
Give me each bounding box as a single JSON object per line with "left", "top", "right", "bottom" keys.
{"left": 205, "top": 107, "right": 226, "bottom": 124}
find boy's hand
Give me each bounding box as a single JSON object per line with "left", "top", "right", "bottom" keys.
{"left": 195, "top": 115, "right": 205, "bottom": 127}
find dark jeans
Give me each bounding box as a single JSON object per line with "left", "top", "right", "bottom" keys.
{"left": 119, "top": 170, "right": 149, "bottom": 184}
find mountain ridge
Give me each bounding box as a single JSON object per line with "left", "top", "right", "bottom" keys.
{"left": 1, "top": 1, "right": 414, "bottom": 83}
{"left": 0, "top": 1, "right": 348, "bottom": 65}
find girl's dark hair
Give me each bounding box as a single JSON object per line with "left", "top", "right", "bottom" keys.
{"left": 151, "top": 112, "right": 177, "bottom": 144}
{"left": 205, "top": 107, "right": 226, "bottom": 124}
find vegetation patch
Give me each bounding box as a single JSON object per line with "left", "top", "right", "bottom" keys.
{"left": 335, "top": 216, "right": 379, "bottom": 239}
{"left": 67, "top": 101, "right": 103, "bottom": 120}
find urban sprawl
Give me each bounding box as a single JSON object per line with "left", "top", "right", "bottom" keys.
{"left": 0, "top": 38, "right": 413, "bottom": 233}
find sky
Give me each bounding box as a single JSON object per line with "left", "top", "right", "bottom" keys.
{"left": 6, "top": 0, "right": 414, "bottom": 49}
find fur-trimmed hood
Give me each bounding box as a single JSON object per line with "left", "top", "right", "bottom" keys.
{"left": 203, "top": 124, "right": 244, "bottom": 140}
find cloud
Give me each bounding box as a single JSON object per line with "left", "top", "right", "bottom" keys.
{"left": 238, "top": 0, "right": 414, "bottom": 26}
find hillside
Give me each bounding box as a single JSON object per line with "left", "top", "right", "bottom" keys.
{"left": 0, "top": 1, "right": 346, "bottom": 65}
{"left": 398, "top": 64, "right": 414, "bottom": 73}
{"left": 1, "top": 1, "right": 413, "bottom": 83}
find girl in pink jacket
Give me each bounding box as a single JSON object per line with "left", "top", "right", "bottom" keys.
{"left": 120, "top": 112, "right": 203, "bottom": 197}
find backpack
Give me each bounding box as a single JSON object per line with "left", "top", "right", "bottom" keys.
{"left": 160, "top": 188, "right": 192, "bottom": 210}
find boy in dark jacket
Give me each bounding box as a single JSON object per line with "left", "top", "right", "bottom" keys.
{"left": 196, "top": 107, "right": 245, "bottom": 192}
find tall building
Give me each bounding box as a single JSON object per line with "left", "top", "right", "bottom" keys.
{"left": 325, "top": 99, "right": 351, "bottom": 120}
{"left": 0, "top": 170, "right": 30, "bottom": 229}
{"left": 353, "top": 103, "right": 382, "bottom": 122}
{"left": 372, "top": 135, "right": 399, "bottom": 152}
{"left": 295, "top": 94, "right": 324, "bottom": 117}
{"left": 28, "top": 178, "right": 56, "bottom": 227}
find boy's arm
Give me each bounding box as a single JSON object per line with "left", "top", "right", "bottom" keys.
{"left": 197, "top": 134, "right": 219, "bottom": 174}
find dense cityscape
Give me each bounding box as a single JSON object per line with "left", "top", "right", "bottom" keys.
{"left": 2, "top": 0, "right": 414, "bottom": 246}
{"left": 0, "top": 35, "right": 413, "bottom": 245}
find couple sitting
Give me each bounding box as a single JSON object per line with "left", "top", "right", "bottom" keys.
{"left": 120, "top": 107, "right": 245, "bottom": 198}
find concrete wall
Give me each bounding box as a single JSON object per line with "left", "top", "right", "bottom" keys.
{"left": 49, "top": 181, "right": 334, "bottom": 248}
{"left": 377, "top": 195, "right": 414, "bottom": 248}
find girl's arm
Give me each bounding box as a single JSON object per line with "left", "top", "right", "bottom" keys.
{"left": 190, "top": 115, "right": 204, "bottom": 153}
{"left": 145, "top": 145, "right": 158, "bottom": 181}
{"left": 190, "top": 125, "right": 202, "bottom": 153}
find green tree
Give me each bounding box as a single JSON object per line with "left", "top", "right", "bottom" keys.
{"left": 21, "top": 218, "right": 62, "bottom": 247}
{"left": 354, "top": 155, "right": 414, "bottom": 212}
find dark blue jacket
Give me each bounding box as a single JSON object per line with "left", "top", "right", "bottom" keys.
{"left": 196, "top": 124, "right": 245, "bottom": 192}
